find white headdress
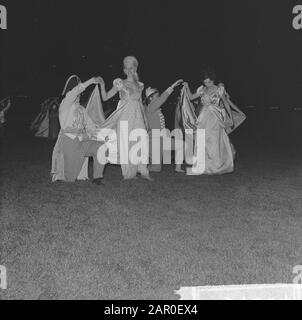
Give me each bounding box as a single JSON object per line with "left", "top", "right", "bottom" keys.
{"left": 62, "top": 75, "right": 81, "bottom": 96}
{"left": 145, "top": 87, "right": 159, "bottom": 99}
{"left": 123, "top": 56, "right": 139, "bottom": 69}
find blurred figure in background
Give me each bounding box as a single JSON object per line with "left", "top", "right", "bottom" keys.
{"left": 0, "top": 96, "right": 11, "bottom": 139}
{"left": 30, "top": 97, "right": 60, "bottom": 140}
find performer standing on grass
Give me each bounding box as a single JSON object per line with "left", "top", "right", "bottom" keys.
{"left": 144, "top": 79, "right": 184, "bottom": 172}
{"left": 51, "top": 75, "right": 105, "bottom": 185}
{"left": 30, "top": 97, "right": 60, "bottom": 140}
{"left": 184, "top": 68, "right": 236, "bottom": 175}
{"left": 98, "top": 56, "right": 153, "bottom": 181}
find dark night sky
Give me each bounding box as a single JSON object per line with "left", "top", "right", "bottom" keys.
{"left": 0, "top": 0, "right": 301, "bottom": 109}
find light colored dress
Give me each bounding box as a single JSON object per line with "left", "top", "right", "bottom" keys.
{"left": 51, "top": 84, "right": 104, "bottom": 182}
{"left": 97, "top": 78, "right": 150, "bottom": 179}
{"left": 193, "top": 85, "right": 234, "bottom": 174}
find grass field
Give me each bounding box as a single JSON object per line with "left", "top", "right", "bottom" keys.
{"left": 1, "top": 135, "right": 302, "bottom": 300}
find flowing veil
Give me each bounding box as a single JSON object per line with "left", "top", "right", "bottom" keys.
{"left": 223, "top": 93, "right": 247, "bottom": 134}
{"left": 175, "top": 86, "right": 197, "bottom": 132}
{"left": 174, "top": 86, "right": 197, "bottom": 165}
{"left": 78, "top": 85, "right": 106, "bottom": 179}
{"left": 85, "top": 85, "right": 106, "bottom": 127}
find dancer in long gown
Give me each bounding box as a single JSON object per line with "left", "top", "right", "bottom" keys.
{"left": 184, "top": 68, "right": 236, "bottom": 175}
{"left": 98, "top": 56, "right": 152, "bottom": 180}
{"left": 51, "top": 75, "right": 105, "bottom": 184}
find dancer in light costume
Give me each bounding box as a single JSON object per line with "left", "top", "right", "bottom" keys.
{"left": 51, "top": 75, "right": 105, "bottom": 185}
{"left": 98, "top": 56, "right": 152, "bottom": 180}
{"left": 183, "top": 68, "right": 245, "bottom": 175}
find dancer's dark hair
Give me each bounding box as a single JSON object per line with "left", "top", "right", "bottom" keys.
{"left": 200, "top": 67, "right": 216, "bottom": 82}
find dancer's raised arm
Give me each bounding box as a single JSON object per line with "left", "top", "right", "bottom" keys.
{"left": 227, "top": 97, "right": 241, "bottom": 114}
{"left": 99, "top": 79, "right": 119, "bottom": 101}
{"left": 147, "top": 80, "right": 183, "bottom": 112}
{"left": 183, "top": 82, "right": 200, "bottom": 101}
{"left": 224, "top": 91, "right": 242, "bottom": 114}
{"left": 64, "top": 77, "right": 101, "bottom": 106}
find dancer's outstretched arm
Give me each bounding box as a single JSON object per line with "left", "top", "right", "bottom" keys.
{"left": 63, "top": 77, "right": 101, "bottom": 107}
{"left": 219, "top": 84, "right": 241, "bottom": 113}
{"left": 183, "top": 83, "right": 199, "bottom": 101}
{"left": 99, "top": 79, "right": 118, "bottom": 101}
{"left": 227, "top": 97, "right": 242, "bottom": 114}
{"left": 60, "top": 77, "right": 102, "bottom": 134}
{"left": 148, "top": 80, "right": 183, "bottom": 112}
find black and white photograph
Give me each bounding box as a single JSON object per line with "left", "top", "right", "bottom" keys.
{"left": 1, "top": 0, "right": 302, "bottom": 304}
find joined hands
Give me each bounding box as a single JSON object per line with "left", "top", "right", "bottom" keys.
{"left": 172, "top": 79, "right": 184, "bottom": 89}
{"left": 94, "top": 76, "right": 104, "bottom": 85}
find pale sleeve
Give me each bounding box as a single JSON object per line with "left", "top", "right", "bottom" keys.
{"left": 197, "top": 85, "right": 204, "bottom": 96}
{"left": 166, "top": 86, "right": 174, "bottom": 95}
{"left": 63, "top": 83, "right": 86, "bottom": 106}
{"left": 148, "top": 91, "right": 171, "bottom": 113}
{"left": 218, "top": 86, "right": 225, "bottom": 97}
{"left": 59, "top": 83, "right": 85, "bottom": 127}
{"left": 113, "top": 78, "right": 123, "bottom": 90}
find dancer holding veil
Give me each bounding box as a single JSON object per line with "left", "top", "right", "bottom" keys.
{"left": 182, "top": 68, "right": 245, "bottom": 175}
{"left": 51, "top": 75, "right": 105, "bottom": 185}
{"left": 98, "top": 56, "right": 152, "bottom": 181}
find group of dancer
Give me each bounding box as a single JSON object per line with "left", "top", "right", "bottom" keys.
{"left": 51, "top": 56, "right": 246, "bottom": 185}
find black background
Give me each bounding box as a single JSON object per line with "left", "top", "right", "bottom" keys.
{"left": 0, "top": 0, "right": 301, "bottom": 110}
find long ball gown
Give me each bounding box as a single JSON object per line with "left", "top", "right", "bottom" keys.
{"left": 192, "top": 85, "right": 234, "bottom": 175}
{"left": 96, "top": 78, "right": 150, "bottom": 179}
